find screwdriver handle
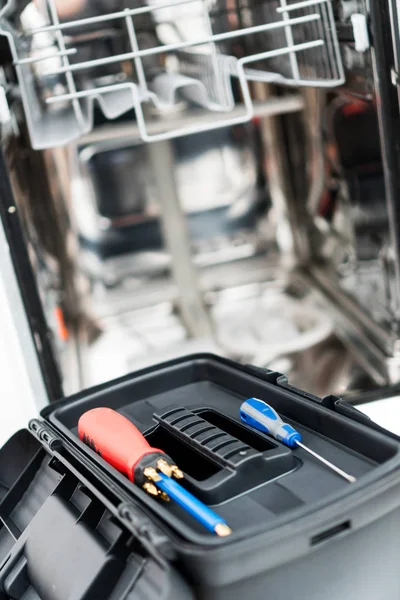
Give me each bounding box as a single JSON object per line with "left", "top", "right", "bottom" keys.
{"left": 78, "top": 407, "right": 163, "bottom": 482}
{"left": 240, "top": 398, "right": 302, "bottom": 448}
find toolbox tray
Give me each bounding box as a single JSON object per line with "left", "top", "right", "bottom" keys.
{"left": 1, "top": 354, "right": 400, "bottom": 599}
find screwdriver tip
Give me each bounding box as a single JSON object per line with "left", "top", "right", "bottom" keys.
{"left": 214, "top": 523, "right": 232, "bottom": 537}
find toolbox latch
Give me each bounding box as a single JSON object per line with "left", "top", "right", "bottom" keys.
{"left": 245, "top": 364, "right": 333, "bottom": 406}
{"left": 273, "top": 377, "right": 373, "bottom": 425}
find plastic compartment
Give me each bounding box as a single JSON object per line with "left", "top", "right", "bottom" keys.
{"left": 44, "top": 355, "right": 400, "bottom": 544}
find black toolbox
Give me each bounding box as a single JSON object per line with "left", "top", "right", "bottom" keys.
{"left": 1, "top": 354, "right": 400, "bottom": 600}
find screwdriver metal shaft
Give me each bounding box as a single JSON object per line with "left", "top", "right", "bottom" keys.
{"left": 295, "top": 441, "right": 356, "bottom": 484}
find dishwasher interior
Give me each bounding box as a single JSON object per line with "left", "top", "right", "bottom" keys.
{"left": 0, "top": 0, "right": 398, "bottom": 403}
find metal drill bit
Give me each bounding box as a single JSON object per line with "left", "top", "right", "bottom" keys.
{"left": 157, "top": 458, "right": 173, "bottom": 477}
{"left": 157, "top": 458, "right": 184, "bottom": 479}
{"left": 171, "top": 465, "right": 184, "bottom": 479}
{"left": 144, "top": 467, "right": 162, "bottom": 482}
{"left": 158, "top": 491, "right": 171, "bottom": 502}
{"left": 143, "top": 482, "right": 158, "bottom": 497}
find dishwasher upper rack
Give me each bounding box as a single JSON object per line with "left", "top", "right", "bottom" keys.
{"left": 0, "top": 0, "right": 344, "bottom": 148}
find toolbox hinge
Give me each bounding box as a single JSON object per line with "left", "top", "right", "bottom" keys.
{"left": 29, "top": 418, "right": 62, "bottom": 450}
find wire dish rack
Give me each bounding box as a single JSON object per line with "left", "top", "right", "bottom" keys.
{"left": 0, "top": 0, "right": 344, "bottom": 148}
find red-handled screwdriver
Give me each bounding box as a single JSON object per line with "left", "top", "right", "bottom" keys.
{"left": 78, "top": 407, "right": 183, "bottom": 489}
{"left": 78, "top": 408, "right": 232, "bottom": 536}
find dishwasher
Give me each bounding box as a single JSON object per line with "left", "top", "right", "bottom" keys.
{"left": 0, "top": 0, "right": 391, "bottom": 399}
{"left": 0, "top": 1, "right": 400, "bottom": 599}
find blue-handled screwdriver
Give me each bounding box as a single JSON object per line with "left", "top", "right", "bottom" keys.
{"left": 240, "top": 398, "right": 356, "bottom": 484}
